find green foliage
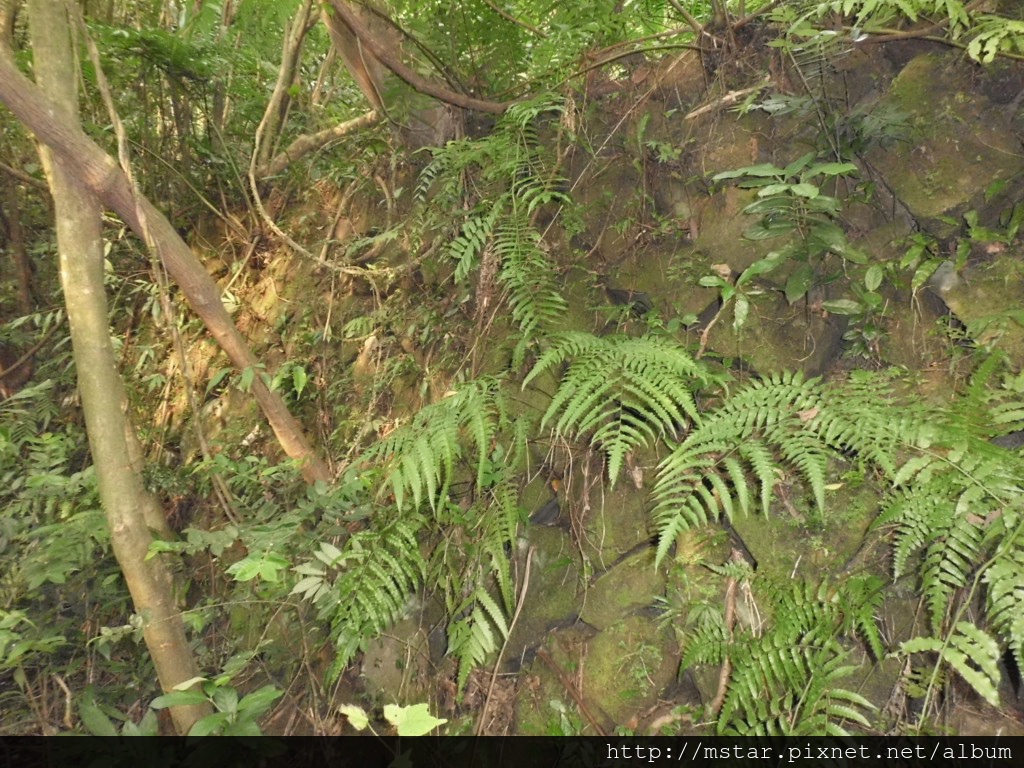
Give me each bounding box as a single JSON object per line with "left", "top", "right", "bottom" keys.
{"left": 679, "top": 571, "right": 880, "bottom": 736}
{"left": 900, "top": 622, "right": 1002, "bottom": 707}
{"left": 151, "top": 677, "right": 282, "bottom": 736}
{"left": 807, "top": 0, "right": 1024, "bottom": 64}
{"left": 77, "top": 686, "right": 160, "bottom": 736}
{"left": 360, "top": 375, "right": 525, "bottom": 511}
{"left": 968, "top": 17, "right": 1024, "bottom": 62}
{"left": 0, "top": 348, "right": 107, "bottom": 598}
{"left": 527, "top": 332, "right": 719, "bottom": 485}
{"left": 418, "top": 95, "right": 569, "bottom": 366}
{"left": 876, "top": 356, "right": 1024, "bottom": 647}
{"left": 652, "top": 370, "right": 902, "bottom": 565}
{"left": 824, "top": 0, "right": 971, "bottom": 39}
{"left": 433, "top": 475, "right": 522, "bottom": 691}
{"left": 713, "top": 154, "right": 865, "bottom": 306}
{"left": 338, "top": 701, "right": 447, "bottom": 735}
{"left": 382, "top": 702, "right": 448, "bottom": 736}
{"left": 292, "top": 515, "right": 427, "bottom": 681}
{"left": 0, "top": 610, "right": 66, "bottom": 674}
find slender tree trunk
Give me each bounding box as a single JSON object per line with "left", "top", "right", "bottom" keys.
{"left": 254, "top": 0, "right": 315, "bottom": 171}
{"left": 26, "top": 0, "right": 209, "bottom": 734}
{"left": 1, "top": 183, "right": 34, "bottom": 314}
{"left": 0, "top": 51, "right": 333, "bottom": 485}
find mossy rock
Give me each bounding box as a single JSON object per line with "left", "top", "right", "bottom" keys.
{"left": 932, "top": 254, "right": 1024, "bottom": 366}
{"left": 580, "top": 546, "right": 666, "bottom": 631}
{"left": 581, "top": 613, "right": 679, "bottom": 725}
{"left": 870, "top": 53, "right": 1024, "bottom": 229}
{"left": 504, "top": 526, "right": 584, "bottom": 668}
{"left": 579, "top": 482, "right": 654, "bottom": 564}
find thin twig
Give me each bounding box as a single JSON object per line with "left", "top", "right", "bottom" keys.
{"left": 476, "top": 546, "right": 535, "bottom": 736}
{"left": 708, "top": 554, "right": 740, "bottom": 716}
{"left": 0, "top": 159, "right": 48, "bottom": 191}
{"left": 481, "top": 0, "right": 547, "bottom": 37}
{"left": 535, "top": 648, "right": 610, "bottom": 736}
{"left": 684, "top": 76, "right": 770, "bottom": 120}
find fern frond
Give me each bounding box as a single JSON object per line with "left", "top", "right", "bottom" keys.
{"left": 901, "top": 621, "right": 1002, "bottom": 706}
{"left": 532, "top": 333, "right": 716, "bottom": 485}
{"left": 428, "top": 476, "right": 521, "bottom": 690}
{"left": 495, "top": 213, "right": 567, "bottom": 367}
{"left": 692, "top": 576, "right": 880, "bottom": 736}
{"left": 447, "top": 202, "right": 502, "bottom": 283}
{"left": 984, "top": 524, "right": 1024, "bottom": 670}
{"left": 297, "top": 515, "right": 427, "bottom": 681}
{"left": 924, "top": 492, "right": 986, "bottom": 632}
{"left": 874, "top": 358, "right": 1024, "bottom": 633}
{"left": 417, "top": 93, "right": 569, "bottom": 367}
{"left": 361, "top": 377, "right": 520, "bottom": 511}
{"left": 448, "top": 603, "right": 500, "bottom": 692}
{"left": 653, "top": 371, "right": 912, "bottom": 564}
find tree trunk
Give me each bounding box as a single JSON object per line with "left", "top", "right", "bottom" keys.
{"left": 1, "top": 182, "right": 34, "bottom": 315}
{"left": 26, "top": 0, "right": 209, "bottom": 734}
{"left": 254, "top": 0, "right": 315, "bottom": 172}
{"left": 321, "top": 0, "right": 508, "bottom": 148}
{"left": 0, "top": 50, "right": 332, "bottom": 485}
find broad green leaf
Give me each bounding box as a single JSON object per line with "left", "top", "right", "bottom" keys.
{"left": 384, "top": 703, "right": 448, "bottom": 736}
{"left": 188, "top": 712, "right": 230, "bottom": 736}
{"left": 151, "top": 690, "right": 209, "bottom": 709}
{"left": 757, "top": 183, "right": 792, "bottom": 197}
{"left": 318, "top": 541, "right": 344, "bottom": 564}
{"left": 789, "top": 182, "right": 820, "bottom": 199}
{"left": 713, "top": 163, "right": 783, "bottom": 180}
{"left": 292, "top": 365, "right": 308, "bottom": 396}
{"left": 785, "top": 264, "right": 815, "bottom": 305}
{"left": 783, "top": 152, "right": 816, "bottom": 177}
{"left": 808, "top": 162, "right": 858, "bottom": 176}
{"left": 821, "top": 299, "right": 862, "bottom": 316}
{"left": 78, "top": 688, "right": 118, "bottom": 736}
{"left": 699, "top": 275, "right": 728, "bottom": 288}
{"left": 738, "top": 253, "right": 784, "bottom": 284}
{"left": 238, "top": 685, "right": 283, "bottom": 713}
{"left": 339, "top": 704, "right": 370, "bottom": 731}
{"left": 911, "top": 259, "right": 943, "bottom": 292}
{"left": 733, "top": 295, "right": 750, "bottom": 331}
{"left": 239, "top": 366, "right": 255, "bottom": 392}
{"left": 205, "top": 368, "right": 230, "bottom": 395}
{"left": 864, "top": 265, "right": 883, "bottom": 292}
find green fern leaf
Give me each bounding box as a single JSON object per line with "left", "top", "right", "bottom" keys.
{"left": 296, "top": 517, "right": 426, "bottom": 681}
{"left": 901, "top": 622, "right": 1002, "bottom": 706}
{"left": 984, "top": 529, "right": 1024, "bottom": 668}
{"left": 534, "top": 333, "right": 716, "bottom": 488}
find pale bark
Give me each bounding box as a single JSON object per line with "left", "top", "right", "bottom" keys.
{"left": 26, "top": 0, "right": 209, "bottom": 734}
{"left": 257, "top": 110, "right": 380, "bottom": 179}
{"left": 253, "top": 0, "right": 316, "bottom": 171}
{"left": 324, "top": 0, "right": 509, "bottom": 115}
{"left": 0, "top": 51, "right": 332, "bottom": 485}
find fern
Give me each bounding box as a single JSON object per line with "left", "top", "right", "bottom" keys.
{"left": 822, "top": 0, "right": 972, "bottom": 39}
{"left": 292, "top": 515, "right": 427, "bottom": 682}
{"left": 495, "top": 212, "right": 568, "bottom": 367}
{"left": 968, "top": 16, "right": 1024, "bottom": 63}
{"left": 433, "top": 476, "right": 522, "bottom": 690}
{"left": 418, "top": 94, "right": 569, "bottom": 365}
{"left": 527, "top": 332, "right": 718, "bottom": 486}
{"left": 653, "top": 371, "right": 900, "bottom": 565}
{"left": 875, "top": 357, "right": 1024, "bottom": 635}
{"left": 359, "top": 376, "right": 522, "bottom": 511}
{"left": 984, "top": 523, "right": 1024, "bottom": 672}
{"left": 900, "top": 622, "right": 1003, "bottom": 706}
{"left": 679, "top": 573, "right": 880, "bottom": 736}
